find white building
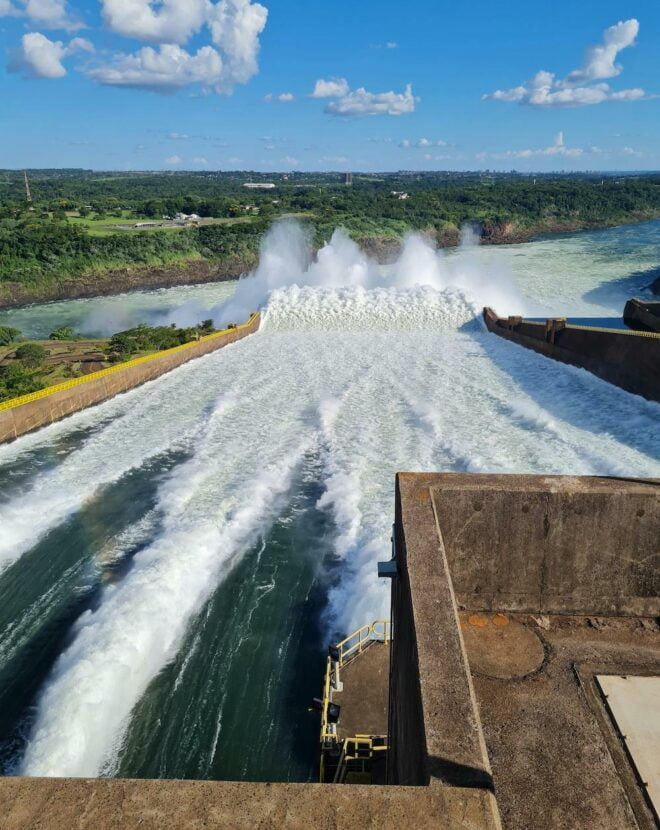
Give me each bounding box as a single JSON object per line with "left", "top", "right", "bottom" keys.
{"left": 243, "top": 182, "right": 275, "bottom": 189}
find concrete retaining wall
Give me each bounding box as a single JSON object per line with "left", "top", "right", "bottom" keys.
{"left": 389, "top": 474, "right": 497, "bottom": 802}
{"left": 483, "top": 308, "right": 660, "bottom": 402}
{"left": 0, "top": 313, "right": 260, "bottom": 444}
{"left": 432, "top": 474, "right": 660, "bottom": 617}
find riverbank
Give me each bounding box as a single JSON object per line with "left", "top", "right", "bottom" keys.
{"left": 0, "top": 256, "right": 253, "bottom": 310}
{"left": 1, "top": 214, "right": 658, "bottom": 310}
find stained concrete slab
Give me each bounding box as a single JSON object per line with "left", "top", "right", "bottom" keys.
{"left": 334, "top": 641, "right": 389, "bottom": 741}
{"left": 597, "top": 674, "right": 660, "bottom": 821}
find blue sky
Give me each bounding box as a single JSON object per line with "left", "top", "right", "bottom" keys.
{"left": 1, "top": 0, "right": 658, "bottom": 171}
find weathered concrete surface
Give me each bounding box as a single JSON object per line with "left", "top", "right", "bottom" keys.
{"left": 483, "top": 307, "right": 660, "bottom": 403}
{"left": 0, "top": 313, "right": 260, "bottom": 444}
{"left": 335, "top": 642, "right": 389, "bottom": 741}
{"left": 390, "top": 474, "right": 499, "bottom": 806}
{"left": 465, "top": 613, "right": 660, "bottom": 830}
{"left": 0, "top": 776, "right": 499, "bottom": 830}
{"left": 394, "top": 473, "right": 660, "bottom": 830}
{"left": 432, "top": 474, "right": 660, "bottom": 617}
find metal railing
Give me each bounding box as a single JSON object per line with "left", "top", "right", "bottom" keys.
{"left": 0, "top": 312, "right": 259, "bottom": 413}
{"left": 332, "top": 735, "right": 388, "bottom": 784}
{"left": 319, "top": 620, "right": 391, "bottom": 744}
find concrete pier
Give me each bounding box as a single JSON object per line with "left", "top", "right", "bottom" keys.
{"left": 483, "top": 307, "right": 660, "bottom": 402}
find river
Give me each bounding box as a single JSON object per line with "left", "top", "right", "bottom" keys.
{"left": 0, "top": 220, "right": 658, "bottom": 782}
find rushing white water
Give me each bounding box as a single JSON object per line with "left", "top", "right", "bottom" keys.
{"left": 5, "top": 220, "right": 659, "bottom": 777}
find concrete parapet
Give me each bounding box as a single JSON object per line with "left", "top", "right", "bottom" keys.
{"left": 483, "top": 307, "right": 660, "bottom": 402}
{"left": 0, "top": 313, "right": 260, "bottom": 444}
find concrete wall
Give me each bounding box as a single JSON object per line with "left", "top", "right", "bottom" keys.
{"left": 389, "top": 474, "right": 498, "bottom": 813}
{"left": 432, "top": 475, "right": 660, "bottom": 617}
{"left": 0, "top": 314, "right": 260, "bottom": 444}
{"left": 483, "top": 308, "right": 660, "bottom": 403}
{"left": 0, "top": 775, "right": 501, "bottom": 830}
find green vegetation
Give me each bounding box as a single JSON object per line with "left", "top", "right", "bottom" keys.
{"left": 107, "top": 320, "right": 215, "bottom": 361}
{"left": 14, "top": 342, "right": 46, "bottom": 368}
{"left": 0, "top": 320, "right": 218, "bottom": 402}
{"left": 0, "top": 326, "right": 21, "bottom": 345}
{"left": 49, "top": 326, "right": 77, "bottom": 340}
{"left": 0, "top": 170, "right": 659, "bottom": 301}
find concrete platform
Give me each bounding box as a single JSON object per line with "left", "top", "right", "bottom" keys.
{"left": 334, "top": 641, "right": 389, "bottom": 741}
{"left": 462, "top": 612, "right": 660, "bottom": 830}
{"left": 392, "top": 473, "right": 660, "bottom": 830}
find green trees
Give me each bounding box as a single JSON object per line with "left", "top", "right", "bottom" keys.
{"left": 49, "top": 326, "right": 77, "bottom": 340}
{"left": 15, "top": 343, "right": 47, "bottom": 368}
{"left": 0, "top": 326, "right": 21, "bottom": 345}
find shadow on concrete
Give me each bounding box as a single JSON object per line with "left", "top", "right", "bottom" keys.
{"left": 428, "top": 756, "right": 495, "bottom": 792}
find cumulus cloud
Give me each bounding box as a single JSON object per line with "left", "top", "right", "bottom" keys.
{"left": 87, "top": 44, "right": 223, "bottom": 92}
{"left": 311, "top": 77, "right": 349, "bottom": 98}
{"left": 281, "top": 155, "right": 299, "bottom": 166}
{"left": 0, "top": 0, "right": 82, "bottom": 29}
{"left": 264, "top": 91, "right": 294, "bottom": 102}
{"left": 565, "top": 19, "right": 639, "bottom": 85}
{"left": 192, "top": 156, "right": 209, "bottom": 164}
{"left": 22, "top": 0, "right": 82, "bottom": 30}
{"left": 89, "top": 0, "right": 267, "bottom": 95}
{"left": 165, "top": 154, "right": 182, "bottom": 164}
{"left": 8, "top": 31, "right": 92, "bottom": 78}
{"left": 476, "top": 132, "right": 590, "bottom": 161}
{"left": 100, "top": 0, "right": 206, "bottom": 43}
{"left": 324, "top": 83, "right": 417, "bottom": 117}
{"left": 484, "top": 19, "right": 646, "bottom": 107}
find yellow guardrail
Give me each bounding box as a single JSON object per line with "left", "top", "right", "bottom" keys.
{"left": 320, "top": 620, "right": 391, "bottom": 746}
{"left": 514, "top": 317, "right": 660, "bottom": 339}
{"left": 0, "top": 312, "right": 259, "bottom": 413}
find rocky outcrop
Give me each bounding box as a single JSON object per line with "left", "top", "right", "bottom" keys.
{"left": 0, "top": 256, "right": 255, "bottom": 310}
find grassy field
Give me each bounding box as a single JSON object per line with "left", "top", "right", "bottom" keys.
{"left": 63, "top": 211, "right": 265, "bottom": 237}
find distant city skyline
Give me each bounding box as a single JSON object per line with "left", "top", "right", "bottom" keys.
{"left": 1, "top": 0, "right": 658, "bottom": 172}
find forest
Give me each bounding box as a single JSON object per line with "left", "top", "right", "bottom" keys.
{"left": 1, "top": 170, "right": 659, "bottom": 291}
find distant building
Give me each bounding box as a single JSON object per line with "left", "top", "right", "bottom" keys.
{"left": 344, "top": 172, "right": 353, "bottom": 185}
{"left": 391, "top": 191, "right": 410, "bottom": 200}
{"left": 243, "top": 182, "right": 275, "bottom": 190}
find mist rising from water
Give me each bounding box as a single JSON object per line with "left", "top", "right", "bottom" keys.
{"left": 210, "top": 220, "right": 525, "bottom": 328}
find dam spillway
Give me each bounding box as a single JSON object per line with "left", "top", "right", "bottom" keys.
{"left": 0, "top": 221, "right": 658, "bottom": 786}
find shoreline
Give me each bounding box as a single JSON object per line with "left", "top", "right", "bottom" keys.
{"left": 1, "top": 215, "right": 657, "bottom": 310}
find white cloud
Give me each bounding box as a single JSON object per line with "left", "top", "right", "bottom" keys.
{"left": 0, "top": 0, "right": 82, "bottom": 29}
{"left": 484, "top": 19, "right": 645, "bottom": 107}
{"left": 22, "top": 0, "right": 82, "bottom": 30}
{"left": 622, "top": 146, "right": 641, "bottom": 157}
{"left": 477, "top": 132, "right": 590, "bottom": 161}
{"left": 418, "top": 137, "right": 447, "bottom": 147}
{"left": 265, "top": 91, "right": 295, "bottom": 102}
{"left": 192, "top": 156, "right": 209, "bottom": 164}
{"left": 168, "top": 132, "right": 190, "bottom": 140}
{"left": 8, "top": 31, "right": 92, "bottom": 78}
{"left": 325, "top": 83, "right": 417, "bottom": 117}
{"left": 311, "top": 77, "right": 349, "bottom": 98}
{"left": 165, "top": 154, "right": 182, "bottom": 165}
{"left": 90, "top": 0, "right": 267, "bottom": 95}
{"left": 320, "top": 155, "right": 348, "bottom": 164}
{"left": 565, "top": 19, "right": 639, "bottom": 85}
{"left": 205, "top": 0, "right": 267, "bottom": 91}
{"left": 281, "top": 155, "right": 299, "bottom": 166}
{"left": 87, "top": 44, "right": 223, "bottom": 93}
{"left": 100, "top": 0, "right": 206, "bottom": 44}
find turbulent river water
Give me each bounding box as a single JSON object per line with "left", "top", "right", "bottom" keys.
{"left": 0, "top": 220, "right": 658, "bottom": 782}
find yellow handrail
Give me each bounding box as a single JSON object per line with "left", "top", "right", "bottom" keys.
{"left": 0, "top": 312, "right": 259, "bottom": 413}
{"left": 319, "top": 620, "right": 391, "bottom": 746}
